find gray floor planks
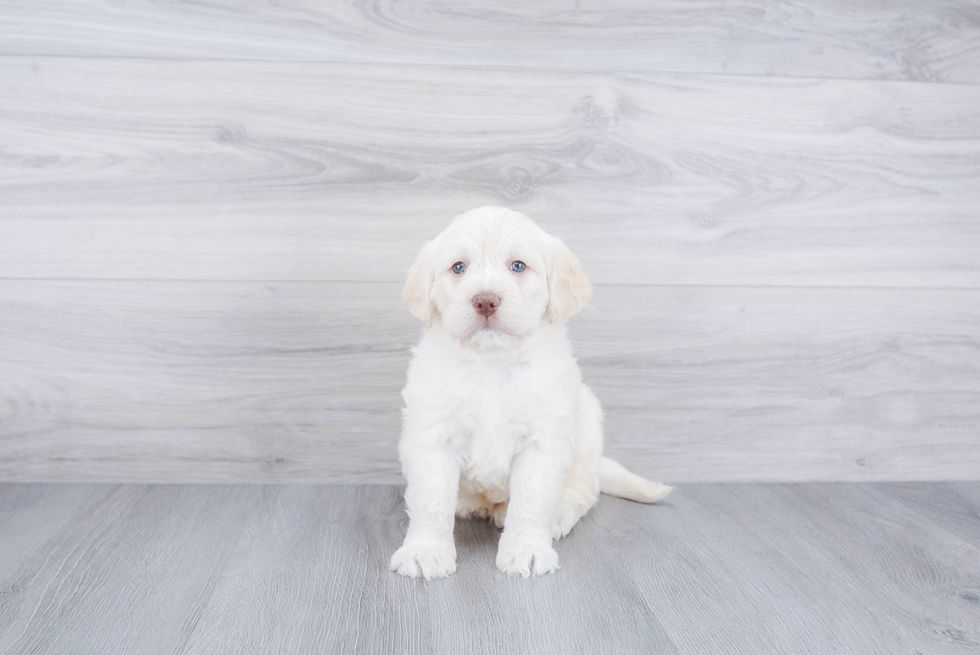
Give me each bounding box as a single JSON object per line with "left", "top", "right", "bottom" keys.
{"left": 628, "top": 483, "right": 980, "bottom": 653}
{"left": 875, "top": 481, "right": 980, "bottom": 549}
{"left": 2, "top": 58, "right": 979, "bottom": 286}
{"left": 594, "top": 485, "right": 886, "bottom": 653}
{"left": 2, "top": 281, "right": 978, "bottom": 484}
{"left": 0, "top": 485, "right": 262, "bottom": 654}
{"left": 0, "top": 482, "right": 978, "bottom": 654}
{"left": 1, "top": 1, "right": 979, "bottom": 83}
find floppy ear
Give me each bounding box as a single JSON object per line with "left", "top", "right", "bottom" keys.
{"left": 402, "top": 240, "right": 439, "bottom": 327}
{"left": 545, "top": 235, "right": 593, "bottom": 323}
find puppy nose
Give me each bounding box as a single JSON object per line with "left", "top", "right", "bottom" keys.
{"left": 472, "top": 293, "right": 501, "bottom": 317}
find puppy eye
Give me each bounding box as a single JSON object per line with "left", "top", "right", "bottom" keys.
{"left": 452, "top": 262, "right": 467, "bottom": 274}
{"left": 510, "top": 261, "right": 526, "bottom": 272}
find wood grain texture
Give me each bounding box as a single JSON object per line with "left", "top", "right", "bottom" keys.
{"left": 580, "top": 285, "right": 980, "bottom": 483}
{"left": 0, "top": 482, "right": 978, "bottom": 654}
{"left": 2, "top": 58, "right": 979, "bottom": 286}
{"left": 0, "top": 485, "right": 265, "bottom": 654}
{"left": 875, "top": 481, "right": 980, "bottom": 549}
{"left": 0, "top": 281, "right": 414, "bottom": 484}
{"left": 1, "top": 1, "right": 979, "bottom": 83}
{"left": 606, "top": 483, "right": 980, "bottom": 653}
{"left": 2, "top": 4, "right": 978, "bottom": 488}
{"left": 2, "top": 280, "right": 977, "bottom": 484}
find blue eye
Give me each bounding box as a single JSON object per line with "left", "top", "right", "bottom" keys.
{"left": 452, "top": 262, "right": 467, "bottom": 274}
{"left": 510, "top": 261, "right": 526, "bottom": 272}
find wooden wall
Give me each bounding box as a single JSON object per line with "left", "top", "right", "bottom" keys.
{"left": 1, "top": 1, "right": 978, "bottom": 482}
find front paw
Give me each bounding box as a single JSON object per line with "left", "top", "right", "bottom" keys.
{"left": 390, "top": 540, "right": 457, "bottom": 579}
{"left": 496, "top": 533, "right": 560, "bottom": 577}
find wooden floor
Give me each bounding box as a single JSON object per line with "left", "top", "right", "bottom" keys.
{"left": 1, "top": 482, "right": 978, "bottom": 654}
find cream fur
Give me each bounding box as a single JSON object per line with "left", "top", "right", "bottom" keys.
{"left": 390, "top": 206, "right": 671, "bottom": 579}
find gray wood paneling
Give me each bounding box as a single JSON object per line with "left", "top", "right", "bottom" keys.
{"left": 581, "top": 285, "right": 980, "bottom": 482}
{"left": 2, "top": 58, "right": 979, "bottom": 286}
{"left": 1, "top": 1, "right": 979, "bottom": 83}
{"left": 2, "top": 280, "right": 977, "bottom": 483}
{"left": 0, "top": 281, "right": 413, "bottom": 484}
{"left": 0, "top": 483, "right": 978, "bottom": 654}
{"left": 1, "top": 3, "right": 978, "bottom": 486}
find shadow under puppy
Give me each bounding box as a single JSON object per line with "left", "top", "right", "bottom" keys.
{"left": 391, "top": 207, "right": 671, "bottom": 579}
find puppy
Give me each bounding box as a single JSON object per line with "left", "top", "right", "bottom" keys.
{"left": 390, "top": 206, "right": 671, "bottom": 579}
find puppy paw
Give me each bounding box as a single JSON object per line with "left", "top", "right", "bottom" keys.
{"left": 550, "top": 504, "right": 579, "bottom": 541}
{"left": 390, "top": 541, "right": 456, "bottom": 579}
{"left": 491, "top": 502, "right": 508, "bottom": 529}
{"left": 496, "top": 533, "right": 559, "bottom": 577}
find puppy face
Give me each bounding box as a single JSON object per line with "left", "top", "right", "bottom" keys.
{"left": 403, "top": 207, "right": 593, "bottom": 347}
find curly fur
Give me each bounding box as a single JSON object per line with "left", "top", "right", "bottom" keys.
{"left": 390, "top": 207, "right": 671, "bottom": 579}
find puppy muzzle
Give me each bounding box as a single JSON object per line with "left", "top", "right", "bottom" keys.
{"left": 472, "top": 293, "right": 501, "bottom": 317}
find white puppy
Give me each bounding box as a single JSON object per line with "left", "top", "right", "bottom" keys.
{"left": 390, "top": 206, "right": 671, "bottom": 579}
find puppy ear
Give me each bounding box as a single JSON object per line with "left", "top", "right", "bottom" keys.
{"left": 402, "top": 240, "right": 439, "bottom": 327}
{"left": 545, "top": 235, "right": 593, "bottom": 323}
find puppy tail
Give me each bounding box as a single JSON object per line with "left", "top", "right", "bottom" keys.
{"left": 599, "top": 457, "right": 672, "bottom": 503}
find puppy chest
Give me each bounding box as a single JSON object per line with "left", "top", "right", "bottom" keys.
{"left": 450, "top": 377, "right": 531, "bottom": 489}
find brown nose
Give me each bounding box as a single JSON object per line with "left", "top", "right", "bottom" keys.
{"left": 472, "top": 293, "right": 501, "bottom": 317}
